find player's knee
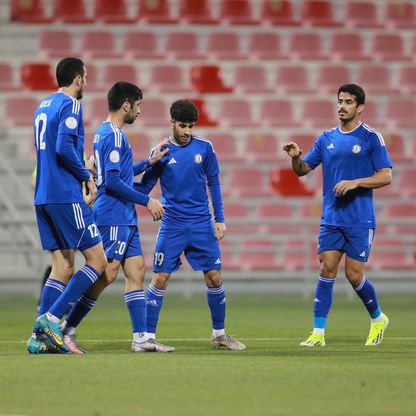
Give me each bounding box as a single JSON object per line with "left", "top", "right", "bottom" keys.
{"left": 319, "top": 263, "right": 337, "bottom": 278}
{"left": 152, "top": 273, "right": 170, "bottom": 289}
{"left": 204, "top": 270, "right": 222, "bottom": 287}
{"left": 345, "top": 269, "right": 363, "bottom": 286}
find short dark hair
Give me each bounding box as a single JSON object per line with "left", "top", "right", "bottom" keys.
{"left": 56, "top": 57, "right": 85, "bottom": 87}
{"left": 170, "top": 99, "right": 199, "bottom": 123}
{"left": 338, "top": 84, "right": 365, "bottom": 105}
{"left": 107, "top": 81, "right": 143, "bottom": 112}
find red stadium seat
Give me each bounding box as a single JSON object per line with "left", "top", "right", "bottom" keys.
{"left": 87, "top": 98, "right": 108, "bottom": 126}
{"left": 385, "top": 1, "right": 416, "bottom": 28}
{"left": 316, "top": 65, "right": 351, "bottom": 93}
{"left": 165, "top": 32, "right": 204, "bottom": 59}
{"left": 371, "top": 239, "right": 413, "bottom": 270}
{"left": 190, "top": 66, "right": 232, "bottom": 93}
{"left": 329, "top": 33, "right": 370, "bottom": 61}
{"left": 102, "top": 64, "right": 138, "bottom": 86}
{"left": 396, "top": 169, "right": 416, "bottom": 197}
{"left": 228, "top": 167, "right": 267, "bottom": 196}
{"left": 139, "top": 98, "right": 168, "bottom": 127}
{"left": 85, "top": 64, "right": 102, "bottom": 91}
{"left": 189, "top": 98, "right": 218, "bottom": 127}
{"left": 260, "top": 0, "right": 301, "bottom": 26}
{"left": 289, "top": 32, "right": 328, "bottom": 60}
{"left": 283, "top": 240, "right": 319, "bottom": 271}
{"left": 371, "top": 33, "right": 410, "bottom": 61}
{"left": 207, "top": 32, "right": 247, "bottom": 60}
{"left": 384, "top": 202, "right": 416, "bottom": 217}
{"left": 270, "top": 168, "right": 315, "bottom": 197}
{"left": 223, "top": 202, "right": 249, "bottom": 219}
{"left": 219, "top": 0, "right": 258, "bottom": 25}
{"left": 178, "top": 0, "right": 218, "bottom": 24}
{"left": 39, "top": 30, "right": 74, "bottom": 58}
{"left": 398, "top": 66, "right": 416, "bottom": 94}
{"left": 124, "top": 31, "right": 163, "bottom": 59}
{"left": 259, "top": 99, "right": 300, "bottom": 128}
{"left": 299, "top": 201, "right": 322, "bottom": 219}
{"left": 361, "top": 101, "right": 382, "bottom": 128}
{"left": 218, "top": 99, "right": 258, "bottom": 128}
{"left": 275, "top": 65, "right": 313, "bottom": 93}
{"left": 243, "top": 133, "right": 280, "bottom": 162}
{"left": 289, "top": 134, "right": 316, "bottom": 155}
{"left": 219, "top": 240, "right": 241, "bottom": 270}
{"left": 386, "top": 98, "right": 416, "bottom": 129}
{"left": 256, "top": 202, "right": 293, "bottom": 219}
{"left": 247, "top": 32, "right": 288, "bottom": 60}
{"left": 240, "top": 239, "right": 283, "bottom": 271}
{"left": 345, "top": 1, "right": 383, "bottom": 28}
{"left": 209, "top": 133, "right": 241, "bottom": 163}
{"left": 129, "top": 133, "right": 152, "bottom": 159}
{"left": 137, "top": 0, "right": 177, "bottom": 23}
{"left": 383, "top": 133, "right": 411, "bottom": 163}
{"left": 356, "top": 64, "right": 397, "bottom": 94}
{"left": 5, "top": 97, "right": 39, "bottom": 126}
{"left": 301, "top": 99, "right": 336, "bottom": 128}
{"left": 149, "top": 65, "right": 191, "bottom": 93}
{"left": 80, "top": 31, "right": 121, "bottom": 59}
{"left": 301, "top": 0, "right": 341, "bottom": 26}
{"left": 234, "top": 66, "right": 273, "bottom": 93}
{"left": 95, "top": 0, "right": 135, "bottom": 23}
{"left": 11, "top": 0, "right": 52, "bottom": 23}
{"left": 54, "top": 0, "right": 92, "bottom": 23}
{"left": 21, "top": 63, "right": 56, "bottom": 91}
{"left": 0, "top": 63, "right": 19, "bottom": 90}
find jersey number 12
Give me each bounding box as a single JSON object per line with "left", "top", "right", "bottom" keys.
{"left": 34, "top": 113, "right": 47, "bottom": 150}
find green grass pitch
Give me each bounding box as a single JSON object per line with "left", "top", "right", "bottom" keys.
{"left": 0, "top": 294, "right": 415, "bottom": 416}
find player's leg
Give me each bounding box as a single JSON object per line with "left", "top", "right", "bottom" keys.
{"left": 344, "top": 228, "right": 388, "bottom": 346}
{"left": 146, "top": 226, "right": 183, "bottom": 344}
{"left": 203, "top": 269, "right": 245, "bottom": 351}
{"left": 37, "top": 264, "right": 52, "bottom": 310}
{"left": 300, "top": 226, "right": 344, "bottom": 347}
{"left": 34, "top": 203, "right": 107, "bottom": 353}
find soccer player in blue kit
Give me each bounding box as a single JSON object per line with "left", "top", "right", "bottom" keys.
{"left": 137, "top": 99, "right": 246, "bottom": 351}
{"left": 61, "top": 81, "right": 173, "bottom": 353}
{"left": 283, "top": 84, "right": 392, "bottom": 347}
{"left": 27, "top": 57, "right": 108, "bottom": 354}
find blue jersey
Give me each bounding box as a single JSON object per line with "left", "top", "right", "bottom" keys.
{"left": 304, "top": 123, "right": 392, "bottom": 228}
{"left": 138, "top": 135, "right": 224, "bottom": 227}
{"left": 34, "top": 92, "right": 87, "bottom": 204}
{"left": 93, "top": 122, "right": 137, "bottom": 226}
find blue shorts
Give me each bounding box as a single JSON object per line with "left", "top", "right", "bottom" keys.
{"left": 153, "top": 225, "right": 221, "bottom": 273}
{"left": 99, "top": 225, "right": 142, "bottom": 261}
{"left": 36, "top": 203, "right": 102, "bottom": 251}
{"left": 318, "top": 225, "right": 375, "bottom": 262}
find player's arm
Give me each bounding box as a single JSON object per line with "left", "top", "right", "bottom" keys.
{"left": 106, "top": 170, "right": 164, "bottom": 221}
{"left": 333, "top": 168, "right": 392, "bottom": 197}
{"left": 282, "top": 142, "right": 312, "bottom": 177}
{"left": 133, "top": 138, "right": 169, "bottom": 175}
{"left": 205, "top": 146, "right": 226, "bottom": 241}
{"left": 134, "top": 162, "right": 162, "bottom": 195}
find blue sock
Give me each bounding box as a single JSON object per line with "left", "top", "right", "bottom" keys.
{"left": 48, "top": 265, "right": 100, "bottom": 320}
{"left": 125, "top": 290, "right": 146, "bottom": 333}
{"left": 207, "top": 285, "right": 226, "bottom": 330}
{"left": 313, "top": 276, "right": 335, "bottom": 330}
{"left": 354, "top": 276, "right": 381, "bottom": 319}
{"left": 146, "top": 284, "right": 165, "bottom": 335}
{"left": 65, "top": 294, "right": 97, "bottom": 329}
{"left": 38, "top": 278, "right": 66, "bottom": 317}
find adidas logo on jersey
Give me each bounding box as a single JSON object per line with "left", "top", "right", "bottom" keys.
{"left": 327, "top": 143, "right": 334, "bottom": 149}
{"left": 359, "top": 251, "right": 366, "bottom": 257}
{"left": 313, "top": 298, "right": 321, "bottom": 303}
{"left": 168, "top": 158, "right": 177, "bottom": 164}
{"left": 215, "top": 258, "right": 221, "bottom": 264}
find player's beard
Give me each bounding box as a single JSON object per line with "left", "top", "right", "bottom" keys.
{"left": 124, "top": 112, "right": 136, "bottom": 124}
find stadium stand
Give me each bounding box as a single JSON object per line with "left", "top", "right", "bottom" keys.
{"left": 2, "top": 0, "right": 416, "bottom": 294}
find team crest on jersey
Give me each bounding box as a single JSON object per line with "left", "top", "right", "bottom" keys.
{"left": 352, "top": 144, "right": 361, "bottom": 154}
{"left": 65, "top": 116, "right": 78, "bottom": 129}
{"left": 109, "top": 150, "right": 120, "bottom": 163}
{"left": 194, "top": 154, "right": 202, "bottom": 163}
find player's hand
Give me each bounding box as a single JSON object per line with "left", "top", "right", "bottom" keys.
{"left": 85, "top": 155, "right": 96, "bottom": 175}
{"left": 333, "top": 179, "right": 358, "bottom": 196}
{"left": 149, "top": 137, "right": 170, "bottom": 165}
{"left": 85, "top": 175, "right": 97, "bottom": 207}
{"left": 214, "top": 222, "right": 226, "bottom": 241}
{"left": 282, "top": 142, "right": 302, "bottom": 158}
{"left": 147, "top": 198, "right": 165, "bottom": 221}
